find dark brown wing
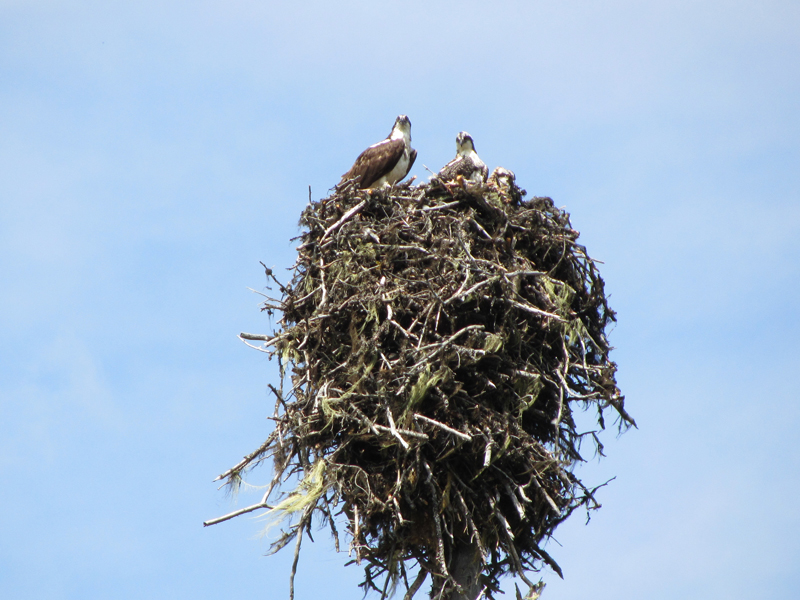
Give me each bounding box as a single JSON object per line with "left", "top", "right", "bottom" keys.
{"left": 437, "top": 156, "right": 470, "bottom": 181}
{"left": 340, "top": 138, "right": 405, "bottom": 189}
{"left": 478, "top": 162, "right": 489, "bottom": 182}
{"left": 438, "top": 156, "right": 487, "bottom": 183}
{"left": 406, "top": 147, "right": 417, "bottom": 178}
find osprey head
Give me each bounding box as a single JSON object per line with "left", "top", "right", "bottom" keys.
{"left": 456, "top": 131, "right": 476, "bottom": 155}
{"left": 391, "top": 115, "right": 412, "bottom": 139}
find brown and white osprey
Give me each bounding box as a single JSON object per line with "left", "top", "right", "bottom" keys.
{"left": 488, "top": 167, "right": 520, "bottom": 205}
{"left": 436, "top": 131, "right": 488, "bottom": 184}
{"left": 488, "top": 166, "right": 516, "bottom": 190}
{"left": 339, "top": 115, "right": 417, "bottom": 189}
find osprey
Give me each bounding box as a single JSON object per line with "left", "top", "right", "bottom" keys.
{"left": 488, "top": 167, "right": 521, "bottom": 205}
{"left": 488, "top": 166, "right": 516, "bottom": 190}
{"left": 436, "top": 131, "right": 488, "bottom": 184}
{"left": 339, "top": 115, "right": 417, "bottom": 189}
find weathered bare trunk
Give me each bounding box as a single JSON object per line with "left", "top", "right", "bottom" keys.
{"left": 431, "top": 538, "right": 483, "bottom": 600}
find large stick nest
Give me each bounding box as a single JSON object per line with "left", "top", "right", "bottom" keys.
{"left": 212, "top": 179, "right": 634, "bottom": 600}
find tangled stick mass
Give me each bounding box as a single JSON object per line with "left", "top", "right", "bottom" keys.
{"left": 209, "top": 177, "right": 635, "bottom": 600}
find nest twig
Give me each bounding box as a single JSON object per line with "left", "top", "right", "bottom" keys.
{"left": 208, "top": 179, "right": 634, "bottom": 600}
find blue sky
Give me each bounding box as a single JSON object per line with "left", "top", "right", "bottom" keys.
{"left": 1, "top": 1, "right": 799, "bottom": 598}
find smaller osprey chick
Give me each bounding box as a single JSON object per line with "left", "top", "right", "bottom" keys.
{"left": 488, "top": 167, "right": 521, "bottom": 205}
{"left": 436, "top": 131, "right": 488, "bottom": 184}
{"left": 339, "top": 115, "right": 417, "bottom": 189}
{"left": 488, "top": 166, "right": 515, "bottom": 190}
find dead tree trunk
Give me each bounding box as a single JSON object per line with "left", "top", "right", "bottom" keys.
{"left": 431, "top": 538, "right": 483, "bottom": 600}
